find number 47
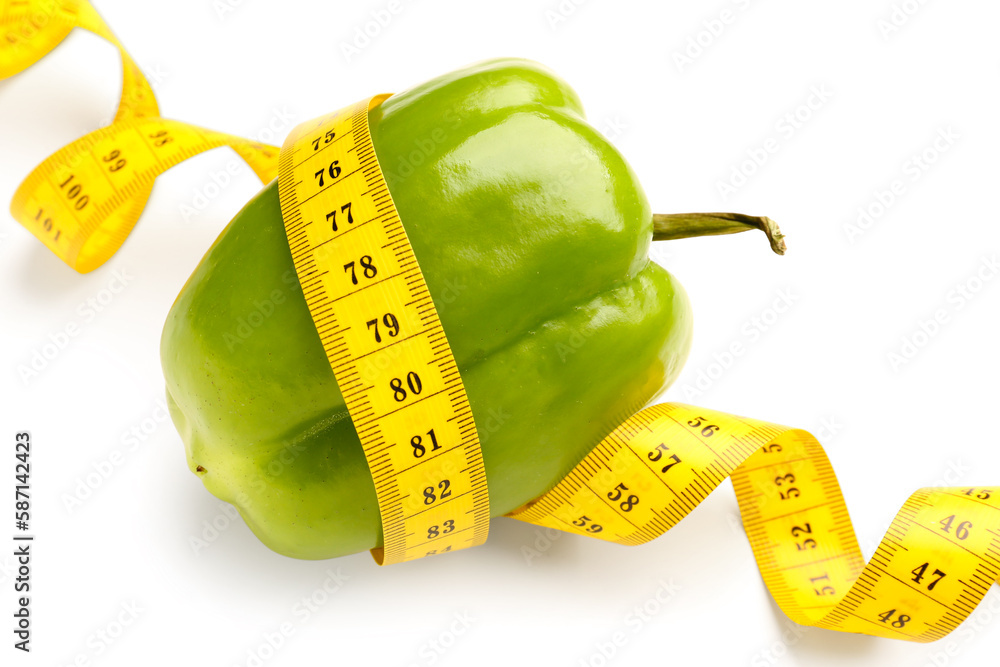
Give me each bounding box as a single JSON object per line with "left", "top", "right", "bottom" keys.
{"left": 911, "top": 562, "right": 946, "bottom": 590}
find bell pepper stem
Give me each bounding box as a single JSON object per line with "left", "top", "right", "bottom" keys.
{"left": 652, "top": 212, "right": 786, "bottom": 255}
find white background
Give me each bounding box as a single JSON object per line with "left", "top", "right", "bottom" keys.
{"left": 1, "top": 0, "right": 999, "bottom": 665}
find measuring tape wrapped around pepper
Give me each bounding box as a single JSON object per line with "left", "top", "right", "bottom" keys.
{"left": 4, "top": 0, "right": 999, "bottom": 643}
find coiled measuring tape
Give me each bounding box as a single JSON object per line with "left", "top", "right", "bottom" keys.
{"left": 0, "top": 0, "right": 277, "bottom": 272}
{"left": 3, "top": 0, "right": 998, "bottom": 640}
{"left": 509, "top": 405, "right": 999, "bottom": 641}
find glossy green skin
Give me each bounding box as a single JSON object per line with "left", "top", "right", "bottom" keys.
{"left": 161, "top": 59, "right": 693, "bottom": 560}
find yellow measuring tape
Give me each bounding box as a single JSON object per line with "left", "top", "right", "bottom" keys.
{"left": 0, "top": 0, "right": 277, "bottom": 272}
{"left": 276, "top": 97, "right": 491, "bottom": 564}
{"left": 4, "top": 0, "right": 998, "bottom": 642}
{"left": 510, "top": 405, "right": 999, "bottom": 641}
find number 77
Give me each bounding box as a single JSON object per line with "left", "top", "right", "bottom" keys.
{"left": 326, "top": 202, "right": 353, "bottom": 232}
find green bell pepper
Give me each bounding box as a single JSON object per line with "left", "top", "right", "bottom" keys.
{"left": 161, "top": 58, "right": 782, "bottom": 560}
